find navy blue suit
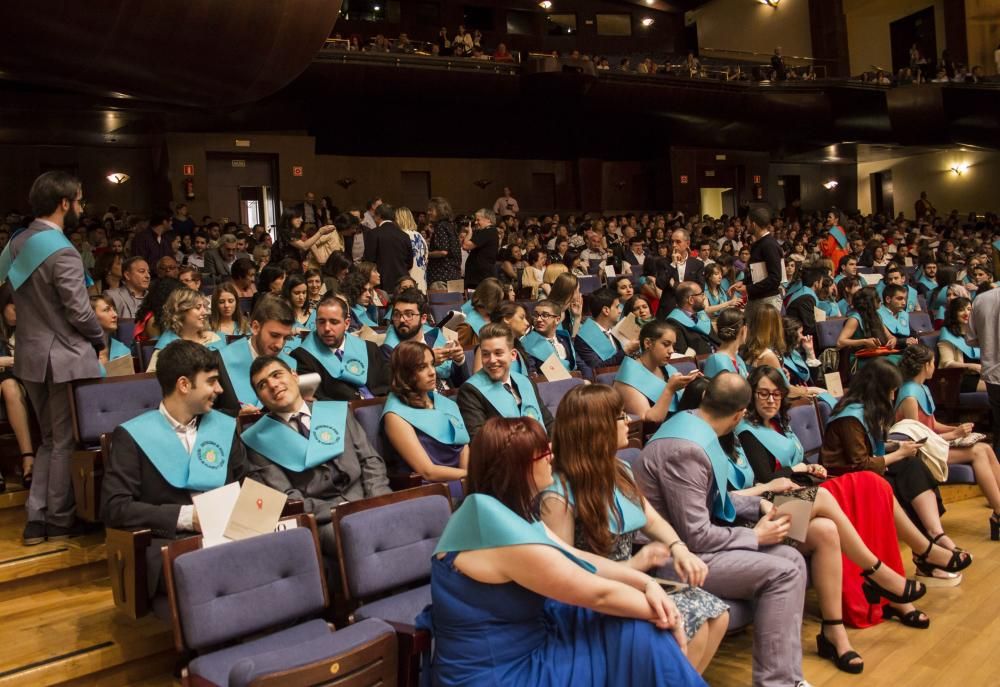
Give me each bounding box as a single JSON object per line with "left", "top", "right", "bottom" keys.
{"left": 574, "top": 330, "right": 626, "bottom": 379}
{"left": 525, "top": 330, "right": 589, "bottom": 380}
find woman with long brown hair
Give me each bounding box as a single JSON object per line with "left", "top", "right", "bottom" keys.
{"left": 209, "top": 281, "right": 249, "bottom": 337}
{"left": 540, "top": 384, "right": 728, "bottom": 674}
{"left": 742, "top": 304, "right": 823, "bottom": 400}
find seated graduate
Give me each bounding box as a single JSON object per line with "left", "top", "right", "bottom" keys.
{"left": 700, "top": 308, "right": 748, "bottom": 379}
{"left": 457, "top": 321, "right": 553, "bottom": 438}
{"left": 209, "top": 281, "right": 250, "bottom": 338}
{"left": 573, "top": 287, "right": 635, "bottom": 376}
{"left": 240, "top": 355, "right": 390, "bottom": 554}
{"left": 382, "top": 340, "right": 469, "bottom": 485}
{"left": 744, "top": 304, "right": 827, "bottom": 401}
{"left": 613, "top": 320, "right": 701, "bottom": 425}
{"left": 521, "top": 299, "right": 586, "bottom": 378}
{"left": 455, "top": 277, "right": 504, "bottom": 348}
{"left": 216, "top": 294, "right": 297, "bottom": 415}
{"left": 101, "top": 340, "right": 250, "bottom": 595}
{"left": 90, "top": 294, "right": 132, "bottom": 375}
{"left": 340, "top": 270, "right": 378, "bottom": 331}
{"left": 876, "top": 265, "right": 919, "bottom": 312}
{"left": 539, "top": 384, "right": 728, "bottom": 675}
{"left": 291, "top": 293, "right": 390, "bottom": 401}
{"left": 836, "top": 287, "right": 899, "bottom": 367}
{"left": 665, "top": 281, "right": 716, "bottom": 356}
{"left": 937, "top": 297, "right": 985, "bottom": 391}
{"left": 473, "top": 301, "right": 534, "bottom": 377}
{"left": 879, "top": 283, "right": 920, "bottom": 346}
{"left": 282, "top": 273, "right": 316, "bottom": 333}
{"left": 381, "top": 287, "right": 468, "bottom": 391}
{"left": 632, "top": 372, "right": 809, "bottom": 687}
{"left": 424, "top": 416, "right": 706, "bottom": 687}
{"left": 784, "top": 265, "right": 825, "bottom": 338}
{"left": 913, "top": 257, "right": 938, "bottom": 298}
{"left": 836, "top": 275, "right": 862, "bottom": 316}
{"left": 781, "top": 317, "right": 823, "bottom": 389}
{"left": 146, "top": 287, "right": 225, "bottom": 371}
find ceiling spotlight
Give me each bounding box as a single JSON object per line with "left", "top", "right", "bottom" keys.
{"left": 757, "top": 0, "right": 781, "bottom": 6}
{"left": 538, "top": 1, "right": 552, "bottom": 8}
{"left": 822, "top": 180, "right": 838, "bottom": 190}
{"left": 644, "top": 0, "right": 655, "bottom": 4}
{"left": 106, "top": 172, "right": 130, "bottom": 184}
{"left": 641, "top": 17, "right": 654, "bottom": 27}
{"left": 951, "top": 163, "right": 969, "bottom": 176}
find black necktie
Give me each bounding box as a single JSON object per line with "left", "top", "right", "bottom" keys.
{"left": 290, "top": 412, "right": 310, "bottom": 439}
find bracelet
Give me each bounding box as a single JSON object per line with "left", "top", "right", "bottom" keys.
{"left": 667, "top": 540, "right": 685, "bottom": 552}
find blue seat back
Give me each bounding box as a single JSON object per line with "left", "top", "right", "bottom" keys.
{"left": 578, "top": 275, "right": 600, "bottom": 295}
{"left": 428, "top": 291, "right": 463, "bottom": 305}
{"left": 536, "top": 377, "right": 586, "bottom": 415}
{"left": 909, "top": 311, "right": 932, "bottom": 332}
{"left": 352, "top": 401, "right": 386, "bottom": 456}
{"left": 789, "top": 402, "right": 822, "bottom": 464}
{"left": 73, "top": 375, "right": 163, "bottom": 447}
{"left": 429, "top": 303, "right": 454, "bottom": 325}
{"left": 594, "top": 371, "right": 617, "bottom": 386}
{"left": 115, "top": 318, "right": 136, "bottom": 346}
{"left": 815, "top": 318, "right": 847, "bottom": 352}
{"left": 238, "top": 297, "right": 254, "bottom": 316}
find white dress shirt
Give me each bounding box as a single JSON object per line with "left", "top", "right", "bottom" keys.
{"left": 160, "top": 403, "right": 200, "bottom": 531}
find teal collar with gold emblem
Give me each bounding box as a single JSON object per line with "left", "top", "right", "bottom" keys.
{"left": 241, "top": 401, "right": 348, "bottom": 472}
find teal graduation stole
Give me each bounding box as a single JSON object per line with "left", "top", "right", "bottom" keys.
{"left": 299, "top": 331, "right": 370, "bottom": 387}
{"left": 434, "top": 494, "right": 595, "bottom": 572}
{"left": 154, "top": 330, "right": 227, "bottom": 352}
{"left": 784, "top": 350, "right": 810, "bottom": 383}
{"left": 784, "top": 282, "right": 803, "bottom": 303}
{"left": 521, "top": 330, "right": 571, "bottom": 370}
{"left": 351, "top": 304, "right": 377, "bottom": 327}
{"left": 726, "top": 443, "right": 755, "bottom": 490}
{"left": 829, "top": 225, "right": 847, "bottom": 249}
{"left": 459, "top": 299, "right": 488, "bottom": 336}
{"left": 817, "top": 299, "right": 842, "bottom": 317}
{"left": 737, "top": 419, "right": 804, "bottom": 469}
{"left": 702, "top": 352, "right": 747, "bottom": 379}
{"left": 295, "top": 309, "right": 316, "bottom": 332}
{"left": 100, "top": 338, "right": 133, "bottom": 377}
{"left": 916, "top": 274, "right": 937, "bottom": 293}
{"left": 576, "top": 317, "right": 618, "bottom": 361}
{"left": 220, "top": 338, "right": 298, "bottom": 406}
{"left": 829, "top": 403, "right": 884, "bottom": 456}
{"left": 877, "top": 305, "right": 910, "bottom": 336}
{"left": 706, "top": 286, "right": 728, "bottom": 307}
{"left": 667, "top": 308, "right": 711, "bottom": 337}
{"left": 465, "top": 369, "right": 544, "bottom": 426}
{"left": 241, "top": 401, "right": 348, "bottom": 472}
{"left": 382, "top": 392, "right": 469, "bottom": 446}
{"left": 0, "top": 229, "right": 78, "bottom": 289}
{"left": 649, "top": 411, "right": 736, "bottom": 522}
{"left": 993, "top": 239, "right": 1000, "bottom": 253}
{"left": 614, "top": 357, "right": 680, "bottom": 412}
{"left": 938, "top": 327, "right": 979, "bottom": 361}
{"left": 896, "top": 381, "right": 936, "bottom": 416}
{"left": 790, "top": 286, "right": 817, "bottom": 310}
{"left": 837, "top": 299, "right": 851, "bottom": 316}
{"left": 546, "top": 474, "right": 647, "bottom": 535}
{"left": 383, "top": 324, "right": 455, "bottom": 379}
{"left": 121, "top": 410, "right": 236, "bottom": 491}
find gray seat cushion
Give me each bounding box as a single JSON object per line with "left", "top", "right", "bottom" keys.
{"left": 947, "top": 464, "right": 976, "bottom": 484}
{"left": 353, "top": 584, "right": 431, "bottom": 627}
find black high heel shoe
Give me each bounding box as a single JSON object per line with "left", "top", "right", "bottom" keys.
{"left": 991, "top": 513, "right": 999, "bottom": 542}
{"left": 882, "top": 604, "right": 930, "bottom": 629}
{"left": 913, "top": 535, "right": 973, "bottom": 576}
{"left": 860, "top": 560, "right": 926, "bottom": 605}
{"left": 816, "top": 620, "right": 863, "bottom": 674}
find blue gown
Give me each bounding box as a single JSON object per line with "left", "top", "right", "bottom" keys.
{"left": 428, "top": 552, "right": 707, "bottom": 687}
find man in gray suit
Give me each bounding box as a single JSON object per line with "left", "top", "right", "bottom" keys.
{"left": 3, "top": 172, "right": 105, "bottom": 544}
{"left": 241, "top": 355, "right": 390, "bottom": 555}
{"left": 203, "top": 233, "right": 239, "bottom": 279}
{"left": 634, "top": 373, "right": 811, "bottom": 687}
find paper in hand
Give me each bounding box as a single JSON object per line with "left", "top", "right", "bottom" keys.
{"left": 612, "top": 313, "right": 641, "bottom": 345}
{"left": 539, "top": 353, "right": 572, "bottom": 381}
{"left": 103, "top": 355, "right": 135, "bottom": 377}
{"left": 223, "top": 480, "right": 288, "bottom": 541}
{"left": 192, "top": 482, "right": 241, "bottom": 548}
{"left": 772, "top": 492, "right": 815, "bottom": 543}
{"left": 824, "top": 372, "right": 844, "bottom": 397}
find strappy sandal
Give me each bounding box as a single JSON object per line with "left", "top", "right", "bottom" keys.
{"left": 860, "top": 560, "right": 926, "bottom": 604}
{"left": 816, "top": 619, "right": 863, "bottom": 674}
{"left": 882, "top": 604, "right": 930, "bottom": 629}
{"left": 913, "top": 534, "right": 973, "bottom": 576}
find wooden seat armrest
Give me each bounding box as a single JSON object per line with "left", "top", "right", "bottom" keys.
{"left": 246, "top": 630, "right": 398, "bottom": 687}
{"left": 106, "top": 527, "right": 153, "bottom": 620}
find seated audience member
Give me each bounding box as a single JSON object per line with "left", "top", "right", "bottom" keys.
{"left": 837, "top": 275, "right": 862, "bottom": 315}
{"left": 340, "top": 270, "right": 378, "bottom": 330}
{"left": 784, "top": 265, "right": 825, "bottom": 337}
{"left": 879, "top": 284, "right": 919, "bottom": 345}
{"left": 304, "top": 268, "right": 325, "bottom": 310}
{"left": 0, "top": 287, "right": 35, "bottom": 491}
{"left": 146, "top": 287, "right": 225, "bottom": 371}
{"left": 877, "top": 266, "right": 918, "bottom": 312}
{"left": 382, "top": 287, "right": 468, "bottom": 390}
{"left": 821, "top": 359, "right": 972, "bottom": 582}
{"left": 665, "top": 281, "right": 716, "bottom": 356}
{"left": 455, "top": 277, "right": 504, "bottom": 347}
{"left": 895, "top": 345, "right": 1000, "bottom": 541}
{"left": 256, "top": 264, "right": 287, "bottom": 299}
{"left": 815, "top": 277, "right": 842, "bottom": 318}
{"left": 382, "top": 340, "right": 469, "bottom": 485}
{"left": 209, "top": 281, "right": 250, "bottom": 337}
{"left": 633, "top": 373, "right": 809, "bottom": 687}
{"left": 241, "top": 355, "right": 389, "bottom": 554}
{"left": 133, "top": 277, "right": 183, "bottom": 343}
{"left": 614, "top": 320, "right": 700, "bottom": 425}
{"left": 230, "top": 257, "right": 257, "bottom": 299}
{"left": 574, "top": 287, "right": 634, "bottom": 375}
{"left": 472, "top": 301, "right": 533, "bottom": 376}
{"left": 105, "top": 256, "right": 150, "bottom": 320}
{"left": 743, "top": 304, "right": 825, "bottom": 400}
{"left": 282, "top": 273, "right": 316, "bottom": 333}
{"left": 781, "top": 317, "right": 823, "bottom": 389}
{"left": 457, "top": 322, "right": 553, "bottom": 438}
{"left": 177, "top": 265, "right": 202, "bottom": 292}
{"left": 622, "top": 294, "right": 655, "bottom": 327}
{"left": 540, "top": 384, "right": 729, "bottom": 674}
{"left": 836, "top": 287, "right": 899, "bottom": 366}
{"left": 937, "top": 297, "right": 984, "bottom": 391}
{"left": 292, "top": 294, "right": 390, "bottom": 401}
{"left": 702, "top": 263, "right": 740, "bottom": 318}
{"left": 833, "top": 255, "right": 858, "bottom": 286}
{"left": 426, "top": 416, "right": 706, "bottom": 687}
{"left": 522, "top": 299, "right": 585, "bottom": 377}
{"left": 701, "top": 308, "right": 748, "bottom": 378}
{"left": 216, "top": 294, "right": 297, "bottom": 413}
{"left": 913, "top": 258, "right": 938, "bottom": 298}
{"left": 547, "top": 271, "right": 583, "bottom": 336}
{"left": 101, "top": 341, "right": 250, "bottom": 595}
{"left": 90, "top": 294, "right": 131, "bottom": 373}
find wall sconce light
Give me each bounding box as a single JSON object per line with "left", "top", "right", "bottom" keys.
{"left": 951, "top": 163, "right": 969, "bottom": 176}
{"left": 641, "top": 17, "right": 655, "bottom": 27}
{"left": 336, "top": 177, "right": 356, "bottom": 189}
{"left": 538, "top": 1, "right": 552, "bottom": 8}
{"left": 823, "top": 180, "right": 839, "bottom": 190}
{"left": 757, "top": 0, "right": 780, "bottom": 7}
{"left": 106, "top": 172, "right": 130, "bottom": 184}
{"left": 473, "top": 179, "right": 493, "bottom": 190}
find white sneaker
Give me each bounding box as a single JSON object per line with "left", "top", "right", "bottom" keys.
{"left": 795, "top": 681, "right": 815, "bottom": 687}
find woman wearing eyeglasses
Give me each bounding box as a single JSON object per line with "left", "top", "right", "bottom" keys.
{"left": 540, "top": 384, "right": 728, "bottom": 674}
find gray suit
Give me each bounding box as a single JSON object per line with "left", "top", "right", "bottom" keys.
{"left": 11, "top": 220, "right": 105, "bottom": 526}
{"left": 244, "top": 407, "right": 391, "bottom": 554}
{"left": 203, "top": 248, "right": 234, "bottom": 278}
{"left": 634, "top": 437, "right": 807, "bottom": 687}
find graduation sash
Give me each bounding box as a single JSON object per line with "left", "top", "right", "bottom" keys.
{"left": 351, "top": 304, "right": 377, "bottom": 328}
{"left": 737, "top": 420, "right": 804, "bottom": 469}
{"left": 837, "top": 299, "right": 852, "bottom": 316}
{"left": 706, "top": 286, "right": 728, "bottom": 307}
{"left": 829, "top": 403, "right": 884, "bottom": 456}
{"left": 916, "top": 274, "right": 937, "bottom": 293}
{"left": 521, "top": 330, "right": 571, "bottom": 370}
{"left": 295, "top": 309, "right": 316, "bottom": 332}
{"left": 100, "top": 338, "right": 133, "bottom": 378}
{"left": 465, "top": 369, "right": 544, "bottom": 425}
{"left": 817, "top": 299, "right": 842, "bottom": 318}
{"left": 649, "top": 411, "right": 736, "bottom": 522}
{"left": 546, "top": 474, "right": 647, "bottom": 534}
{"left": 121, "top": 409, "right": 235, "bottom": 491}
{"left": 938, "top": 327, "right": 979, "bottom": 361}
{"left": 384, "top": 324, "right": 455, "bottom": 379}
{"left": 829, "top": 225, "right": 848, "bottom": 250}
{"left": 667, "top": 308, "right": 711, "bottom": 337}
{"left": 0, "top": 228, "right": 77, "bottom": 289}
{"left": 459, "top": 299, "right": 489, "bottom": 336}
{"left": 877, "top": 305, "right": 910, "bottom": 336}
{"left": 702, "top": 352, "right": 748, "bottom": 379}
{"left": 784, "top": 281, "right": 804, "bottom": 305}
{"left": 789, "top": 286, "right": 817, "bottom": 311}
{"left": 576, "top": 317, "right": 618, "bottom": 361}
{"left": 726, "top": 444, "right": 756, "bottom": 490}
{"left": 155, "top": 329, "right": 227, "bottom": 351}
{"left": 614, "top": 356, "right": 680, "bottom": 412}
{"left": 382, "top": 392, "right": 469, "bottom": 446}
{"left": 434, "top": 494, "right": 595, "bottom": 572}
{"left": 241, "top": 401, "right": 348, "bottom": 472}
{"left": 784, "top": 350, "right": 811, "bottom": 383}
{"left": 221, "top": 338, "right": 298, "bottom": 406}
{"left": 299, "top": 331, "right": 370, "bottom": 387}
{"left": 896, "top": 381, "right": 936, "bottom": 416}
{"left": 905, "top": 286, "right": 918, "bottom": 312}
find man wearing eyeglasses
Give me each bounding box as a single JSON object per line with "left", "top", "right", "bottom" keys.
{"left": 666, "top": 282, "right": 716, "bottom": 357}
{"left": 381, "top": 288, "right": 468, "bottom": 390}
{"left": 520, "top": 299, "right": 587, "bottom": 379}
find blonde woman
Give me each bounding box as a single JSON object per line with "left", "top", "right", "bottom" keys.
{"left": 396, "top": 206, "right": 429, "bottom": 292}
{"left": 147, "top": 287, "right": 226, "bottom": 371}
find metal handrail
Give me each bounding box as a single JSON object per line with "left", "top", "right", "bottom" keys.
{"left": 700, "top": 46, "right": 835, "bottom": 63}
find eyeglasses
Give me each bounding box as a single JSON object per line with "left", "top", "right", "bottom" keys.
{"left": 391, "top": 310, "right": 421, "bottom": 321}
{"left": 616, "top": 412, "right": 629, "bottom": 422}
{"left": 755, "top": 390, "right": 785, "bottom": 401}
{"left": 533, "top": 312, "right": 558, "bottom": 320}
{"left": 533, "top": 449, "right": 553, "bottom": 463}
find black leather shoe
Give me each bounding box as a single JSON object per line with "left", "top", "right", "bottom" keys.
{"left": 22, "top": 521, "right": 46, "bottom": 546}
{"left": 46, "top": 521, "right": 89, "bottom": 541}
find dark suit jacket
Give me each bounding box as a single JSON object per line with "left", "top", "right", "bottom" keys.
{"left": 673, "top": 320, "right": 716, "bottom": 357}
{"left": 203, "top": 248, "right": 233, "bottom": 278}
{"left": 214, "top": 358, "right": 243, "bottom": 416}
{"left": 291, "top": 339, "right": 390, "bottom": 401}
{"left": 456, "top": 374, "right": 555, "bottom": 438}
{"left": 785, "top": 291, "right": 818, "bottom": 337}
{"left": 524, "top": 330, "right": 589, "bottom": 380}
{"left": 363, "top": 221, "right": 413, "bottom": 289}
{"left": 574, "top": 328, "right": 626, "bottom": 377}
{"left": 656, "top": 258, "right": 705, "bottom": 317}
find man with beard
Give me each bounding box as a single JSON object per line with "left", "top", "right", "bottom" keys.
{"left": 665, "top": 281, "right": 716, "bottom": 356}
{"left": 0, "top": 172, "right": 105, "bottom": 544}
{"left": 381, "top": 288, "right": 468, "bottom": 390}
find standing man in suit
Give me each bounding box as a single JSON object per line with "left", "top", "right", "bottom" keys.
{"left": 0, "top": 172, "right": 106, "bottom": 545}
{"left": 292, "top": 295, "right": 390, "bottom": 400}
{"left": 363, "top": 203, "right": 413, "bottom": 289}
{"left": 743, "top": 206, "right": 785, "bottom": 314}
{"left": 574, "top": 287, "right": 632, "bottom": 376}
{"left": 656, "top": 229, "right": 704, "bottom": 317}
{"left": 242, "top": 356, "right": 390, "bottom": 555}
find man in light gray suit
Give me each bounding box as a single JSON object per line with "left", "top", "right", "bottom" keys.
{"left": 634, "top": 373, "right": 811, "bottom": 687}
{"left": 3, "top": 172, "right": 105, "bottom": 545}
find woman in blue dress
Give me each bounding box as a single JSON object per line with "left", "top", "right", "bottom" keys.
{"left": 540, "top": 384, "right": 728, "bottom": 674}
{"left": 425, "top": 415, "right": 706, "bottom": 687}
